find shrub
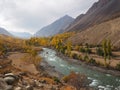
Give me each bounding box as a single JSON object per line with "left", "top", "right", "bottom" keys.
{"left": 62, "top": 71, "right": 88, "bottom": 89}
{"left": 74, "top": 45, "right": 80, "bottom": 51}
{"left": 84, "top": 55, "right": 89, "bottom": 61}
{"left": 88, "top": 58, "right": 97, "bottom": 65}
{"left": 70, "top": 53, "right": 78, "bottom": 59}
{"left": 116, "top": 63, "right": 120, "bottom": 71}
{"left": 77, "top": 55, "right": 82, "bottom": 60}
{"left": 53, "top": 77, "right": 60, "bottom": 83}
{"left": 79, "top": 47, "right": 86, "bottom": 53}
{"left": 85, "top": 48, "right": 92, "bottom": 54}
{"left": 96, "top": 47, "right": 104, "bottom": 56}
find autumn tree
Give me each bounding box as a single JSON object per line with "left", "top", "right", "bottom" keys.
{"left": 102, "top": 39, "right": 112, "bottom": 67}
{"left": 102, "top": 39, "right": 107, "bottom": 66}
{"left": 107, "top": 40, "right": 112, "bottom": 65}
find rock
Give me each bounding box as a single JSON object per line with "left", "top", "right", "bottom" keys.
{"left": 4, "top": 73, "right": 18, "bottom": 85}
{"left": 4, "top": 76, "right": 16, "bottom": 85}
{"left": 15, "top": 87, "right": 22, "bottom": 90}
{"left": 0, "top": 78, "right": 8, "bottom": 90}
{"left": 25, "top": 85, "right": 33, "bottom": 90}
{"left": 38, "top": 83, "right": 44, "bottom": 88}
{"left": 6, "top": 85, "right": 13, "bottom": 90}
{"left": 0, "top": 66, "right": 2, "bottom": 69}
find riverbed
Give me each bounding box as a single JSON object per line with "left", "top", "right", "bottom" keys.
{"left": 40, "top": 48, "right": 120, "bottom": 90}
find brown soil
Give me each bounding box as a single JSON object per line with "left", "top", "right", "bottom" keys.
{"left": 8, "top": 52, "right": 39, "bottom": 75}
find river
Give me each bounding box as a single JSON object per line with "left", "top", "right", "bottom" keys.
{"left": 40, "top": 48, "right": 120, "bottom": 90}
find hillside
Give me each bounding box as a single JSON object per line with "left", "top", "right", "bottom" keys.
{"left": 65, "top": 0, "right": 120, "bottom": 32}
{"left": 68, "top": 16, "right": 120, "bottom": 49}
{"left": 0, "top": 27, "right": 12, "bottom": 36}
{"left": 34, "top": 15, "right": 74, "bottom": 37}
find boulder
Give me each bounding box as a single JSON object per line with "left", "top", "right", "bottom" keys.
{"left": 25, "top": 85, "right": 33, "bottom": 90}
{"left": 0, "top": 78, "right": 8, "bottom": 90}
{"left": 15, "top": 87, "right": 22, "bottom": 90}
{"left": 4, "top": 77, "right": 16, "bottom": 85}
{"left": 4, "top": 73, "right": 18, "bottom": 85}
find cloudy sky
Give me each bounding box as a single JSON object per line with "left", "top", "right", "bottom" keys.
{"left": 0, "top": 0, "right": 98, "bottom": 34}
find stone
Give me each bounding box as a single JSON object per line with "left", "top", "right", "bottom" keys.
{"left": 4, "top": 77, "right": 16, "bottom": 85}
{"left": 15, "top": 87, "right": 22, "bottom": 90}
{"left": 4, "top": 73, "right": 19, "bottom": 85}
{"left": 6, "top": 85, "right": 13, "bottom": 90}
{"left": 0, "top": 66, "right": 2, "bottom": 69}
{"left": 25, "top": 85, "right": 33, "bottom": 90}
{"left": 0, "top": 78, "right": 8, "bottom": 90}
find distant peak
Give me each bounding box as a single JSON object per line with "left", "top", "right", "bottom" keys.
{"left": 64, "top": 15, "right": 70, "bottom": 17}
{"left": 62, "top": 15, "right": 74, "bottom": 19}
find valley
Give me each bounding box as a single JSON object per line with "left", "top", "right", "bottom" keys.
{"left": 0, "top": 0, "right": 120, "bottom": 90}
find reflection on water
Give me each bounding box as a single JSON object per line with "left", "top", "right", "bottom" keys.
{"left": 40, "top": 48, "right": 120, "bottom": 90}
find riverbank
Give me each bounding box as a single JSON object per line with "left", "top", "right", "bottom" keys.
{"left": 0, "top": 51, "right": 78, "bottom": 90}
{"left": 39, "top": 57, "right": 64, "bottom": 79}
{"left": 55, "top": 49, "right": 120, "bottom": 77}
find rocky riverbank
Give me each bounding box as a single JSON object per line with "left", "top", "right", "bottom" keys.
{"left": 1, "top": 51, "right": 90, "bottom": 90}
{"left": 56, "top": 51, "right": 120, "bottom": 77}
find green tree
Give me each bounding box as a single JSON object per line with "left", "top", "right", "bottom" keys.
{"left": 107, "top": 40, "right": 112, "bottom": 60}
{"left": 66, "top": 41, "right": 72, "bottom": 55}
{"left": 102, "top": 39, "right": 107, "bottom": 66}
{"left": 102, "top": 39, "right": 112, "bottom": 67}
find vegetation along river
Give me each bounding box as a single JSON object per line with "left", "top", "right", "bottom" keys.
{"left": 40, "top": 48, "right": 120, "bottom": 90}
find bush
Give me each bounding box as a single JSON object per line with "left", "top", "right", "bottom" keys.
{"left": 79, "top": 47, "right": 86, "bottom": 53}
{"left": 74, "top": 45, "right": 80, "bottom": 51}
{"left": 62, "top": 71, "right": 88, "bottom": 89}
{"left": 70, "top": 53, "right": 78, "bottom": 59}
{"left": 116, "top": 63, "right": 120, "bottom": 70}
{"left": 53, "top": 77, "right": 60, "bottom": 83}
{"left": 88, "top": 58, "right": 97, "bottom": 65}
{"left": 85, "top": 48, "right": 92, "bottom": 54}
{"left": 77, "top": 55, "right": 82, "bottom": 60}
{"left": 84, "top": 55, "right": 89, "bottom": 61}
{"left": 96, "top": 47, "right": 104, "bottom": 56}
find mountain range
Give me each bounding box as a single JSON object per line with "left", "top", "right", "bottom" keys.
{"left": 34, "top": 15, "right": 74, "bottom": 37}
{"left": 65, "top": 0, "right": 120, "bottom": 49}
{"left": 0, "top": 27, "right": 12, "bottom": 36}
{"left": 66, "top": 0, "right": 120, "bottom": 32}
{"left": 10, "top": 31, "right": 32, "bottom": 39}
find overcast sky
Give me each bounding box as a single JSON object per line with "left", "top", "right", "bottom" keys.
{"left": 0, "top": 0, "right": 98, "bottom": 34}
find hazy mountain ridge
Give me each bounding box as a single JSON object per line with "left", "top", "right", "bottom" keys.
{"left": 0, "top": 27, "right": 12, "bottom": 36}
{"left": 34, "top": 15, "right": 74, "bottom": 37}
{"left": 65, "top": 0, "right": 120, "bottom": 32}
{"left": 10, "top": 31, "right": 32, "bottom": 39}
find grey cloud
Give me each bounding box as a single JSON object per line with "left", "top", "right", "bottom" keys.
{"left": 0, "top": 0, "right": 98, "bottom": 33}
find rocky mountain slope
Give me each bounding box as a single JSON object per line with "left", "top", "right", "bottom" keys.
{"left": 66, "top": 0, "right": 120, "bottom": 32}
{"left": 0, "top": 27, "right": 12, "bottom": 36}
{"left": 34, "top": 15, "right": 74, "bottom": 37}
{"left": 68, "top": 16, "right": 120, "bottom": 49}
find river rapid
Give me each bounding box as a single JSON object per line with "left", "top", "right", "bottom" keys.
{"left": 40, "top": 48, "right": 120, "bottom": 90}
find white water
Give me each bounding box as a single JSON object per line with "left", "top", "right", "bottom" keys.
{"left": 40, "top": 48, "right": 120, "bottom": 90}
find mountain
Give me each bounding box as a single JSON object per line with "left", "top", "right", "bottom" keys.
{"left": 66, "top": 0, "right": 120, "bottom": 32}
{"left": 0, "top": 27, "right": 12, "bottom": 36}
{"left": 67, "top": 0, "right": 120, "bottom": 49}
{"left": 68, "top": 17, "right": 120, "bottom": 49}
{"left": 11, "top": 32, "right": 32, "bottom": 39}
{"left": 34, "top": 15, "right": 74, "bottom": 37}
